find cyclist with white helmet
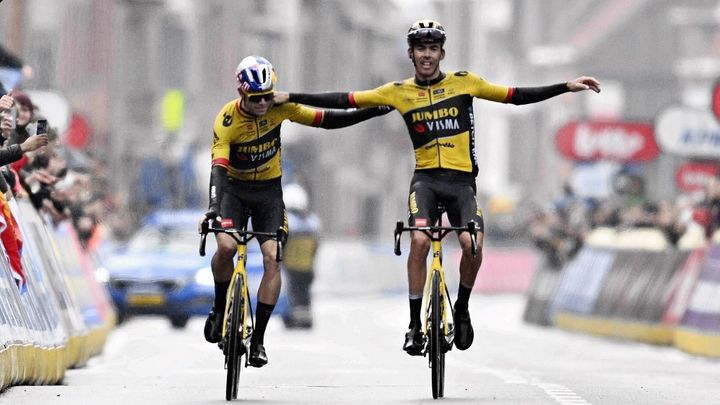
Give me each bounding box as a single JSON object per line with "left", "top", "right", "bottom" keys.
{"left": 200, "top": 55, "right": 391, "bottom": 367}
{"left": 275, "top": 19, "right": 600, "bottom": 355}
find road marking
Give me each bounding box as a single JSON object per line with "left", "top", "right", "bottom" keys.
{"left": 454, "top": 363, "right": 591, "bottom": 404}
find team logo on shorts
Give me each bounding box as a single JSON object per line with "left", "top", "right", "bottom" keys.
{"left": 221, "top": 218, "right": 234, "bottom": 228}
{"left": 415, "top": 218, "right": 428, "bottom": 227}
{"left": 409, "top": 191, "right": 419, "bottom": 214}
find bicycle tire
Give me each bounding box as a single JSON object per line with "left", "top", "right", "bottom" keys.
{"left": 225, "top": 274, "right": 245, "bottom": 400}
{"left": 429, "top": 271, "right": 445, "bottom": 399}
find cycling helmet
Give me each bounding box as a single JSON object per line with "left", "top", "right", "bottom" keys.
{"left": 235, "top": 56, "right": 277, "bottom": 95}
{"left": 407, "top": 19, "right": 446, "bottom": 47}
{"left": 284, "top": 183, "right": 309, "bottom": 212}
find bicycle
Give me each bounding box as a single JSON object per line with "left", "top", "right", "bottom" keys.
{"left": 394, "top": 207, "right": 477, "bottom": 399}
{"left": 199, "top": 218, "right": 286, "bottom": 401}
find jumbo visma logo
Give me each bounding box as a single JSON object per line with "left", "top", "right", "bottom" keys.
{"left": 411, "top": 107, "right": 460, "bottom": 131}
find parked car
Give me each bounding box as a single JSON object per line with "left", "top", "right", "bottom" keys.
{"left": 98, "top": 209, "right": 283, "bottom": 328}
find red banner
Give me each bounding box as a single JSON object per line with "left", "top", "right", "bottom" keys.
{"left": 555, "top": 121, "right": 658, "bottom": 162}
{"left": 675, "top": 162, "right": 720, "bottom": 192}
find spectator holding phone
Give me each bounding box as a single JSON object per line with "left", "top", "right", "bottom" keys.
{"left": 0, "top": 107, "right": 48, "bottom": 195}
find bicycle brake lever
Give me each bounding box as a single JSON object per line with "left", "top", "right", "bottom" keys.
{"left": 394, "top": 220, "right": 404, "bottom": 256}
{"left": 275, "top": 227, "right": 286, "bottom": 262}
{"left": 468, "top": 221, "right": 477, "bottom": 257}
{"left": 199, "top": 232, "right": 208, "bottom": 257}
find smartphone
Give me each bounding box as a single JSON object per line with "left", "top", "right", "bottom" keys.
{"left": 36, "top": 119, "right": 47, "bottom": 135}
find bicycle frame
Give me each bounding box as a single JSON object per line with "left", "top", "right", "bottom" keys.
{"left": 395, "top": 219, "right": 477, "bottom": 343}
{"left": 222, "top": 242, "right": 251, "bottom": 342}
{"left": 424, "top": 238, "right": 451, "bottom": 339}
{"left": 199, "top": 220, "right": 286, "bottom": 344}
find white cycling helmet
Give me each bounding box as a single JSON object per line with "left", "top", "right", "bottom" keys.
{"left": 235, "top": 55, "right": 277, "bottom": 95}
{"left": 284, "top": 183, "right": 309, "bottom": 211}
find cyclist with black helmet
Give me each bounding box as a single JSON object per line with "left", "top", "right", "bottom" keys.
{"left": 275, "top": 19, "right": 600, "bottom": 355}
{"left": 200, "top": 55, "right": 391, "bottom": 367}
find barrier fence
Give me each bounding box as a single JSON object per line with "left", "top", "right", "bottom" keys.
{"left": 0, "top": 199, "right": 115, "bottom": 392}
{"left": 525, "top": 226, "right": 720, "bottom": 358}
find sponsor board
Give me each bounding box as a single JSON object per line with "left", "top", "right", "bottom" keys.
{"left": 656, "top": 107, "right": 720, "bottom": 159}
{"left": 675, "top": 162, "right": 720, "bottom": 192}
{"left": 555, "top": 120, "right": 658, "bottom": 162}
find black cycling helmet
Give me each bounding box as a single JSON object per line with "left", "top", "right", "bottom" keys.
{"left": 407, "top": 19, "right": 446, "bottom": 47}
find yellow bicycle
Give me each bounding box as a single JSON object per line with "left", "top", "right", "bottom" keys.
{"left": 394, "top": 208, "right": 477, "bottom": 399}
{"left": 199, "top": 219, "right": 285, "bottom": 401}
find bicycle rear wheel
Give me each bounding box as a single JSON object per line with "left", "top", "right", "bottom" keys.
{"left": 225, "top": 274, "right": 245, "bottom": 400}
{"left": 429, "top": 271, "right": 445, "bottom": 399}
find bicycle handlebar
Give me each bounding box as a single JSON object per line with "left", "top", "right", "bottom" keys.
{"left": 393, "top": 220, "right": 478, "bottom": 256}
{"left": 199, "top": 219, "right": 286, "bottom": 262}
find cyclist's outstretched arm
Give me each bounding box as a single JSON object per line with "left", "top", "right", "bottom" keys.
{"left": 315, "top": 107, "right": 393, "bottom": 129}
{"left": 507, "top": 76, "right": 601, "bottom": 105}
{"left": 275, "top": 91, "right": 353, "bottom": 109}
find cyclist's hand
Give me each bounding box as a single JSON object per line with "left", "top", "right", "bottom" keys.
{"left": 198, "top": 209, "right": 219, "bottom": 233}
{"left": 273, "top": 91, "right": 290, "bottom": 105}
{"left": 567, "top": 76, "right": 601, "bottom": 93}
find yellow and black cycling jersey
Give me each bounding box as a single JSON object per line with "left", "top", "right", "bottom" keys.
{"left": 211, "top": 100, "right": 323, "bottom": 181}
{"left": 348, "top": 71, "right": 510, "bottom": 175}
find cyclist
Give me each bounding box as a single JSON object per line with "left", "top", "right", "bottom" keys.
{"left": 274, "top": 19, "right": 601, "bottom": 354}
{"left": 201, "top": 55, "right": 391, "bottom": 367}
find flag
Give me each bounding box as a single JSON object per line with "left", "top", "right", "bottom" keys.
{"left": 0, "top": 192, "right": 25, "bottom": 292}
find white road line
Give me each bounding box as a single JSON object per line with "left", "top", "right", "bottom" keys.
{"left": 453, "top": 363, "right": 591, "bottom": 404}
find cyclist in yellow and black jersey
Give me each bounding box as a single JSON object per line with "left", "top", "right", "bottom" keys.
{"left": 275, "top": 19, "right": 600, "bottom": 355}
{"left": 201, "top": 55, "right": 390, "bottom": 368}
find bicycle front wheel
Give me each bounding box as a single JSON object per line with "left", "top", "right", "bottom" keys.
{"left": 429, "top": 271, "right": 445, "bottom": 399}
{"left": 225, "top": 274, "right": 245, "bottom": 400}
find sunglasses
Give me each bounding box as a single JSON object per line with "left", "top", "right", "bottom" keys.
{"left": 248, "top": 93, "right": 274, "bottom": 103}
{"left": 408, "top": 28, "right": 445, "bottom": 41}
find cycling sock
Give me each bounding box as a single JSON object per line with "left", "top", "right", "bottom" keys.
{"left": 253, "top": 301, "right": 275, "bottom": 344}
{"left": 213, "top": 281, "right": 230, "bottom": 312}
{"left": 409, "top": 297, "right": 422, "bottom": 329}
{"left": 454, "top": 282, "right": 473, "bottom": 314}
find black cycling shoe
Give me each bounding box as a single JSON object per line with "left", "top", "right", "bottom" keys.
{"left": 453, "top": 309, "right": 474, "bottom": 350}
{"left": 403, "top": 326, "right": 424, "bottom": 356}
{"left": 204, "top": 308, "right": 223, "bottom": 344}
{"left": 248, "top": 340, "right": 268, "bottom": 368}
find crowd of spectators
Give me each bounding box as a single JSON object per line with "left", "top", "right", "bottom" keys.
{"left": 0, "top": 47, "right": 115, "bottom": 259}
{"left": 529, "top": 172, "right": 719, "bottom": 269}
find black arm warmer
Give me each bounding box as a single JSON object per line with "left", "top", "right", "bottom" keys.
{"left": 319, "top": 108, "right": 390, "bottom": 129}
{"left": 207, "top": 165, "right": 227, "bottom": 213}
{"left": 508, "top": 83, "right": 568, "bottom": 105}
{"left": 289, "top": 92, "right": 352, "bottom": 109}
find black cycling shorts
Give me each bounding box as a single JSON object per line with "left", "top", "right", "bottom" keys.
{"left": 220, "top": 177, "right": 288, "bottom": 245}
{"left": 407, "top": 169, "right": 484, "bottom": 233}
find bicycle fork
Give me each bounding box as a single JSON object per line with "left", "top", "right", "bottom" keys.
{"left": 221, "top": 245, "right": 253, "bottom": 350}
{"left": 423, "top": 240, "right": 453, "bottom": 349}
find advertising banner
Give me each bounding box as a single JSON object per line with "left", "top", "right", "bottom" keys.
{"left": 680, "top": 244, "right": 720, "bottom": 331}
{"left": 656, "top": 107, "right": 720, "bottom": 159}
{"left": 555, "top": 120, "right": 658, "bottom": 162}
{"left": 675, "top": 162, "right": 720, "bottom": 192}
{"left": 548, "top": 247, "right": 616, "bottom": 317}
